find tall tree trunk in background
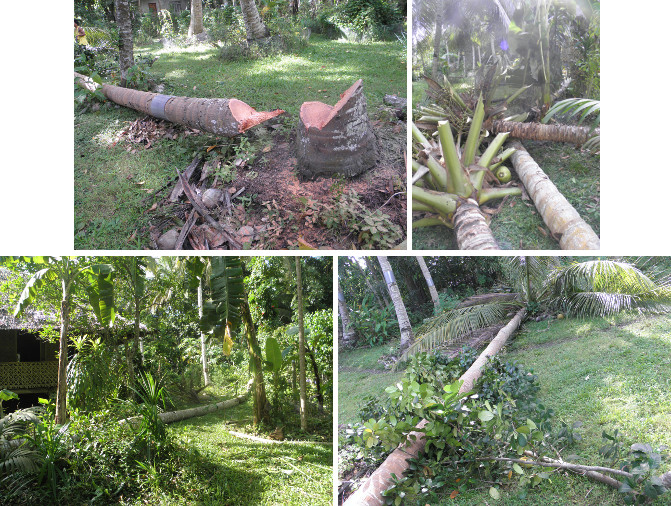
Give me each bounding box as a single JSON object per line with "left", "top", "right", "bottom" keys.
{"left": 416, "top": 256, "right": 440, "bottom": 311}
{"left": 188, "top": 0, "right": 204, "bottom": 36}
{"left": 431, "top": 0, "right": 444, "bottom": 79}
{"left": 538, "top": 0, "right": 551, "bottom": 113}
{"left": 114, "top": 0, "right": 134, "bottom": 87}
{"left": 198, "top": 277, "right": 211, "bottom": 386}
{"left": 377, "top": 256, "right": 414, "bottom": 353}
{"left": 353, "top": 258, "right": 385, "bottom": 310}
{"left": 338, "top": 282, "right": 356, "bottom": 348}
{"left": 291, "top": 0, "right": 298, "bottom": 16}
{"left": 296, "top": 257, "right": 308, "bottom": 430}
{"left": 240, "top": 299, "right": 270, "bottom": 425}
{"left": 306, "top": 345, "right": 323, "bottom": 410}
{"left": 55, "top": 296, "right": 71, "bottom": 424}
{"left": 239, "top": 0, "right": 270, "bottom": 40}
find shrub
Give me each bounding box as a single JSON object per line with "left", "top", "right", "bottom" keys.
{"left": 329, "top": 0, "right": 402, "bottom": 40}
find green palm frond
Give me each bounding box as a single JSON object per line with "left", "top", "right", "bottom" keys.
{"left": 397, "top": 302, "right": 519, "bottom": 365}
{"left": 0, "top": 409, "right": 42, "bottom": 475}
{"left": 545, "top": 260, "right": 671, "bottom": 317}
{"left": 79, "top": 27, "right": 115, "bottom": 46}
{"left": 542, "top": 98, "right": 600, "bottom": 151}
{"left": 502, "top": 256, "right": 559, "bottom": 302}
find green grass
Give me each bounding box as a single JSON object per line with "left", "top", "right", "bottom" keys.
{"left": 339, "top": 314, "right": 671, "bottom": 505}
{"left": 136, "top": 399, "right": 333, "bottom": 505}
{"left": 338, "top": 340, "right": 404, "bottom": 425}
{"left": 75, "top": 36, "right": 405, "bottom": 249}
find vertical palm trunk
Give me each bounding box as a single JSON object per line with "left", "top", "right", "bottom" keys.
{"left": 296, "top": 257, "right": 308, "bottom": 430}
{"left": 344, "top": 308, "right": 527, "bottom": 506}
{"left": 114, "top": 0, "right": 134, "bottom": 87}
{"left": 188, "top": 0, "right": 204, "bottom": 36}
{"left": 198, "top": 277, "right": 211, "bottom": 386}
{"left": 240, "top": 299, "right": 269, "bottom": 425}
{"left": 431, "top": 0, "right": 444, "bottom": 79}
{"left": 306, "top": 345, "right": 323, "bottom": 410}
{"left": 377, "top": 256, "right": 413, "bottom": 353}
{"left": 338, "top": 282, "right": 356, "bottom": 348}
{"left": 55, "top": 296, "right": 71, "bottom": 424}
{"left": 416, "top": 256, "right": 440, "bottom": 311}
{"left": 538, "top": 0, "right": 551, "bottom": 112}
{"left": 239, "top": 0, "right": 270, "bottom": 40}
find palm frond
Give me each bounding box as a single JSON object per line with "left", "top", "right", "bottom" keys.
{"left": 397, "top": 302, "right": 518, "bottom": 365}
{"left": 545, "top": 260, "right": 671, "bottom": 317}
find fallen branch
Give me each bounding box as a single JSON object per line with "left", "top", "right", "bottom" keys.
{"left": 176, "top": 169, "right": 242, "bottom": 249}
{"left": 176, "top": 210, "right": 198, "bottom": 250}
{"left": 170, "top": 156, "right": 202, "bottom": 202}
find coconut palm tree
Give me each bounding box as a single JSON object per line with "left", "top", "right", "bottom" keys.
{"left": 114, "top": 0, "right": 133, "bottom": 87}
{"left": 239, "top": 0, "right": 270, "bottom": 41}
{"left": 337, "top": 281, "right": 357, "bottom": 348}
{"left": 377, "top": 256, "right": 414, "bottom": 352}
{"left": 416, "top": 256, "right": 440, "bottom": 311}
{"left": 188, "top": 0, "right": 204, "bottom": 37}
{"left": 398, "top": 257, "right": 671, "bottom": 363}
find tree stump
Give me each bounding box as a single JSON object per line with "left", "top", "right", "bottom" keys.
{"left": 296, "top": 79, "right": 378, "bottom": 178}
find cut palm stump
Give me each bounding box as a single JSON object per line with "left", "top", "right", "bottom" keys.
{"left": 296, "top": 79, "right": 378, "bottom": 178}
{"left": 509, "top": 141, "right": 599, "bottom": 250}
{"left": 74, "top": 72, "right": 284, "bottom": 136}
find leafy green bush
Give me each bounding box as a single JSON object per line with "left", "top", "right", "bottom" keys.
{"left": 329, "top": 0, "right": 402, "bottom": 40}
{"left": 476, "top": 356, "right": 540, "bottom": 414}
{"left": 350, "top": 293, "right": 397, "bottom": 346}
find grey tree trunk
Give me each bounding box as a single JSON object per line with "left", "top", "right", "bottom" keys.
{"left": 454, "top": 199, "right": 500, "bottom": 250}
{"left": 55, "top": 297, "right": 70, "bottom": 424}
{"left": 377, "top": 256, "right": 413, "bottom": 353}
{"left": 297, "top": 80, "right": 378, "bottom": 178}
{"left": 198, "top": 277, "right": 211, "bottom": 386}
{"left": 296, "top": 257, "right": 307, "bottom": 430}
{"left": 188, "top": 0, "right": 204, "bottom": 36}
{"left": 416, "top": 256, "right": 440, "bottom": 311}
{"left": 114, "top": 0, "right": 134, "bottom": 87}
{"left": 431, "top": 0, "right": 444, "bottom": 79}
{"left": 338, "top": 282, "right": 356, "bottom": 348}
{"left": 239, "top": 0, "right": 270, "bottom": 40}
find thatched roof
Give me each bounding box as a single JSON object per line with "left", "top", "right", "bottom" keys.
{"left": 0, "top": 307, "right": 56, "bottom": 331}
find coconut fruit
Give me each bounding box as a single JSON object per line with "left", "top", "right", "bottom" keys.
{"left": 495, "top": 166, "right": 512, "bottom": 183}
{"left": 157, "top": 228, "right": 180, "bottom": 249}
{"left": 202, "top": 188, "right": 223, "bottom": 208}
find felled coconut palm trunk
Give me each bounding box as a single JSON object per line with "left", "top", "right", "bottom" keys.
{"left": 344, "top": 308, "right": 527, "bottom": 506}
{"left": 491, "top": 120, "right": 598, "bottom": 145}
{"left": 297, "top": 79, "right": 378, "bottom": 178}
{"left": 453, "top": 199, "right": 500, "bottom": 250}
{"left": 74, "top": 72, "right": 283, "bottom": 136}
{"left": 510, "top": 141, "right": 599, "bottom": 250}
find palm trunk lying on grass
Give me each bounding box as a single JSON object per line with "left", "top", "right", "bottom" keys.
{"left": 491, "top": 120, "right": 599, "bottom": 145}
{"left": 120, "top": 379, "right": 253, "bottom": 427}
{"left": 74, "top": 72, "right": 284, "bottom": 136}
{"left": 453, "top": 199, "right": 500, "bottom": 250}
{"left": 509, "top": 141, "right": 599, "bottom": 250}
{"left": 344, "top": 308, "right": 527, "bottom": 506}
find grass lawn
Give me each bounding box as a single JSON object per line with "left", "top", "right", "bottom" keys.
{"left": 131, "top": 397, "right": 333, "bottom": 505}
{"left": 75, "top": 36, "right": 406, "bottom": 250}
{"left": 411, "top": 81, "right": 600, "bottom": 250}
{"left": 338, "top": 315, "right": 671, "bottom": 505}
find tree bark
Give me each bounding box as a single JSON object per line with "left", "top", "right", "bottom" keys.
{"left": 344, "top": 308, "right": 526, "bottom": 506}
{"left": 296, "top": 257, "right": 308, "bottom": 430}
{"left": 296, "top": 80, "right": 378, "bottom": 178}
{"left": 55, "top": 297, "right": 71, "bottom": 425}
{"left": 377, "top": 256, "right": 413, "bottom": 353}
{"left": 509, "top": 141, "right": 599, "bottom": 250}
{"left": 198, "top": 277, "right": 211, "bottom": 386}
{"left": 431, "top": 0, "right": 444, "bottom": 79}
{"left": 240, "top": 299, "right": 270, "bottom": 425}
{"left": 453, "top": 199, "right": 500, "bottom": 250}
{"left": 490, "top": 120, "right": 599, "bottom": 145}
{"left": 188, "top": 0, "right": 204, "bottom": 36}
{"left": 416, "top": 256, "right": 440, "bottom": 311}
{"left": 239, "top": 0, "right": 270, "bottom": 40}
{"left": 114, "top": 0, "right": 134, "bottom": 87}
{"left": 306, "top": 345, "right": 323, "bottom": 410}
{"left": 338, "top": 282, "right": 357, "bottom": 348}
{"left": 75, "top": 72, "right": 284, "bottom": 136}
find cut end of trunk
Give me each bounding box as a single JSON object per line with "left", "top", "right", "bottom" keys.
{"left": 297, "top": 79, "right": 378, "bottom": 178}
{"left": 229, "top": 98, "right": 284, "bottom": 132}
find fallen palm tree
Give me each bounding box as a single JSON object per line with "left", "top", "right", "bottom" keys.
{"left": 120, "top": 378, "right": 253, "bottom": 427}
{"left": 74, "top": 72, "right": 284, "bottom": 136}
{"left": 344, "top": 308, "right": 527, "bottom": 505}
{"left": 490, "top": 120, "right": 598, "bottom": 145}
{"left": 296, "top": 79, "right": 378, "bottom": 178}
{"left": 509, "top": 141, "right": 599, "bottom": 250}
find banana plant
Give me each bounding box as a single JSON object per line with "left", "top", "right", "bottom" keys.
{"left": 412, "top": 95, "right": 521, "bottom": 250}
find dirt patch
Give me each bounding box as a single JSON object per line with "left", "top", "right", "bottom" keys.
{"left": 140, "top": 109, "right": 406, "bottom": 250}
